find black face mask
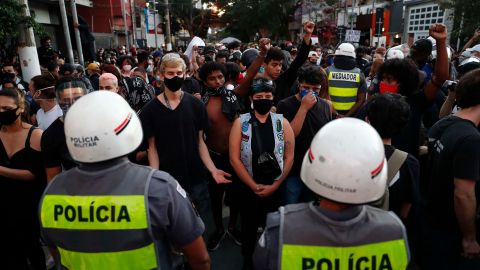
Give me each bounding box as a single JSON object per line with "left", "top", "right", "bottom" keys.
{"left": 164, "top": 76, "right": 185, "bottom": 92}
{"left": 0, "top": 107, "right": 19, "bottom": 125}
{"left": 253, "top": 99, "right": 273, "bottom": 115}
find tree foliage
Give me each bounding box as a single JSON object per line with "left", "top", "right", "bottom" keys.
{"left": 0, "top": 0, "right": 44, "bottom": 59}
{"left": 436, "top": 0, "right": 480, "bottom": 47}
{"left": 216, "top": 0, "right": 294, "bottom": 42}
{"left": 163, "top": 0, "right": 213, "bottom": 38}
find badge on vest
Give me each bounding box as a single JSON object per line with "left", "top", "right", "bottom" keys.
{"left": 242, "top": 133, "right": 249, "bottom": 142}
{"left": 330, "top": 72, "right": 359, "bottom": 82}
{"left": 276, "top": 119, "right": 282, "bottom": 132}
{"left": 278, "top": 145, "right": 284, "bottom": 155}
{"left": 242, "top": 121, "right": 249, "bottom": 132}
{"left": 277, "top": 132, "right": 284, "bottom": 142}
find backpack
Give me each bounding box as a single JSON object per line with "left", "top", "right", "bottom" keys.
{"left": 370, "top": 149, "right": 408, "bottom": 210}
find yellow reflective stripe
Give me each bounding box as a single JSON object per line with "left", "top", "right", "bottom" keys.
{"left": 41, "top": 195, "right": 147, "bottom": 230}
{"left": 327, "top": 72, "right": 360, "bottom": 82}
{"left": 58, "top": 243, "right": 157, "bottom": 270}
{"left": 329, "top": 87, "right": 358, "bottom": 97}
{"left": 331, "top": 101, "right": 356, "bottom": 111}
{"left": 281, "top": 239, "right": 408, "bottom": 270}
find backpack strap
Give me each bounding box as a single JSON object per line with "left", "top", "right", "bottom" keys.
{"left": 387, "top": 149, "right": 408, "bottom": 186}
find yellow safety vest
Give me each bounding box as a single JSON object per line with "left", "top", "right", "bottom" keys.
{"left": 327, "top": 66, "right": 361, "bottom": 111}
{"left": 40, "top": 167, "right": 158, "bottom": 270}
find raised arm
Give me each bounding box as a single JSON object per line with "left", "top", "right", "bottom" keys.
{"left": 234, "top": 38, "right": 271, "bottom": 97}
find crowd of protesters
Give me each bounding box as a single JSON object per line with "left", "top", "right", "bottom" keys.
{"left": 1, "top": 21, "right": 480, "bottom": 270}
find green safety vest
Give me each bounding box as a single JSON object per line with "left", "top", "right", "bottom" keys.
{"left": 279, "top": 203, "right": 409, "bottom": 270}
{"left": 40, "top": 162, "right": 159, "bottom": 270}
{"left": 327, "top": 66, "right": 361, "bottom": 111}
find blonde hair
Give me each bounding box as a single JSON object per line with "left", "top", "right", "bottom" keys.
{"left": 159, "top": 53, "right": 186, "bottom": 74}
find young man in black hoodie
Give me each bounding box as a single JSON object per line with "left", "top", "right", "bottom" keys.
{"left": 425, "top": 69, "right": 480, "bottom": 269}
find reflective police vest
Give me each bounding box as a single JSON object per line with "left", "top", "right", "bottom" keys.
{"left": 239, "top": 112, "right": 284, "bottom": 180}
{"left": 279, "top": 203, "right": 409, "bottom": 270}
{"left": 40, "top": 162, "right": 159, "bottom": 270}
{"left": 327, "top": 66, "right": 361, "bottom": 111}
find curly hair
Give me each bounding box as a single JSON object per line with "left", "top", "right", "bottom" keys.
{"left": 366, "top": 93, "right": 410, "bottom": 139}
{"left": 377, "top": 58, "right": 420, "bottom": 97}
{"left": 198, "top": 61, "right": 226, "bottom": 82}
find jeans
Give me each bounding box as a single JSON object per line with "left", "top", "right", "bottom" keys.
{"left": 188, "top": 180, "right": 215, "bottom": 237}
{"left": 284, "top": 175, "right": 316, "bottom": 205}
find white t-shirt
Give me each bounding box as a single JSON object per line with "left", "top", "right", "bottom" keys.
{"left": 37, "top": 104, "right": 63, "bottom": 131}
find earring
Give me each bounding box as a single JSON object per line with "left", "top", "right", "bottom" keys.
{"left": 251, "top": 102, "right": 254, "bottom": 110}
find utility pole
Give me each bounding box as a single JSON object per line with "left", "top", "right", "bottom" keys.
{"left": 153, "top": 0, "right": 158, "bottom": 48}
{"left": 17, "top": 0, "right": 40, "bottom": 82}
{"left": 165, "top": 0, "right": 172, "bottom": 51}
{"left": 131, "top": 0, "right": 136, "bottom": 47}
{"left": 59, "top": 0, "right": 74, "bottom": 63}
{"left": 351, "top": 0, "right": 355, "bottom": 30}
{"left": 120, "top": 0, "right": 129, "bottom": 50}
{"left": 371, "top": 0, "right": 375, "bottom": 46}
{"left": 70, "top": 0, "right": 84, "bottom": 65}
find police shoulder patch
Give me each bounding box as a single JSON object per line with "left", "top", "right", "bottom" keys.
{"left": 176, "top": 181, "right": 187, "bottom": 198}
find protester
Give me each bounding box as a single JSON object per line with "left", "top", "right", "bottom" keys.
{"left": 425, "top": 69, "right": 480, "bottom": 269}
{"left": 229, "top": 77, "right": 294, "bottom": 269}
{"left": 0, "top": 88, "right": 46, "bottom": 270}
{"left": 29, "top": 75, "right": 61, "bottom": 130}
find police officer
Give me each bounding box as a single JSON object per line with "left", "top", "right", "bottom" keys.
{"left": 253, "top": 118, "right": 410, "bottom": 270}
{"left": 327, "top": 43, "right": 368, "bottom": 117}
{"left": 39, "top": 91, "right": 210, "bottom": 270}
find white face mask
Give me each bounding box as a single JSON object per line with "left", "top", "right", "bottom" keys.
{"left": 146, "top": 64, "right": 153, "bottom": 73}
{"left": 123, "top": 65, "right": 132, "bottom": 72}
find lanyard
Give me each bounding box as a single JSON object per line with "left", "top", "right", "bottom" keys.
{"left": 163, "top": 91, "right": 183, "bottom": 110}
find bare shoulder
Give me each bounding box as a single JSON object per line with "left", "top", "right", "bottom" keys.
{"left": 30, "top": 128, "right": 43, "bottom": 151}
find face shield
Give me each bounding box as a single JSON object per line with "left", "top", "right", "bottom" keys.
{"left": 56, "top": 80, "right": 87, "bottom": 117}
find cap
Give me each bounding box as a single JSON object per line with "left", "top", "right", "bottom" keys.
{"left": 466, "top": 44, "right": 480, "bottom": 53}
{"left": 308, "top": 51, "right": 319, "bottom": 58}
{"left": 229, "top": 50, "right": 242, "bottom": 61}
{"left": 412, "top": 38, "right": 433, "bottom": 54}
{"left": 152, "top": 49, "right": 163, "bottom": 58}
{"left": 335, "top": 43, "right": 356, "bottom": 58}
{"left": 87, "top": 63, "right": 99, "bottom": 71}
{"left": 59, "top": 63, "right": 75, "bottom": 76}
{"left": 386, "top": 49, "right": 405, "bottom": 60}
{"left": 204, "top": 46, "right": 216, "bottom": 54}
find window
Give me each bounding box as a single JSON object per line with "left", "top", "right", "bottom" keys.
{"left": 432, "top": 12, "right": 437, "bottom": 17}
{"left": 438, "top": 18, "right": 443, "bottom": 23}
{"left": 421, "top": 8, "right": 426, "bottom": 12}
{"left": 433, "top": 6, "right": 438, "bottom": 11}
{"left": 415, "top": 15, "right": 420, "bottom": 19}
{"left": 421, "top": 14, "right": 425, "bottom": 18}
{"left": 427, "top": 7, "right": 432, "bottom": 11}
